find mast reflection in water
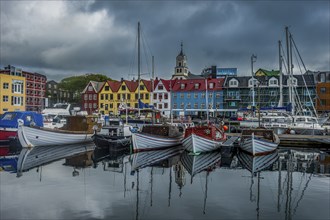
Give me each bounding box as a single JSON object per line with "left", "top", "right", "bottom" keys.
{"left": 1, "top": 144, "right": 329, "bottom": 220}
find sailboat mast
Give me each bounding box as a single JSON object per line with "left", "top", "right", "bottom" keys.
{"left": 251, "top": 54, "right": 256, "bottom": 108}
{"left": 289, "top": 33, "right": 295, "bottom": 115}
{"left": 205, "top": 77, "right": 209, "bottom": 123}
{"left": 278, "top": 40, "right": 283, "bottom": 107}
{"left": 138, "top": 22, "right": 141, "bottom": 117}
{"left": 285, "top": 27, "right": 293, "bottom": 114}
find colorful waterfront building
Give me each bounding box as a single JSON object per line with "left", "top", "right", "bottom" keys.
{"left": 98, "top": 79, "right": 152, "bottom": 115}
{"left": 152, "top": 78, "right": 173, "bottom": 118}
{"left": 171, "top": 78, "right": 225, "bottom": 118}
{"left": 0, "top": 66, "right": 26, "bottom": 114}
{"left": 81, "top": 81, "right": 105, "bottom": 115}
{"left": 23, "top": 71, "right": 47, "bottom": 112}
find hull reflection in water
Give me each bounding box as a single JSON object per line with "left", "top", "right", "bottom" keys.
{"left": 16, "top": 142, "right": 96, "bottom": 177}
{"left": 130, "top": 146, "right": 183, "bottom": 171}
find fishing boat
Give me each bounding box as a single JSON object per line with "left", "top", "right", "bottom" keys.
{"left": 131, "top": 124, "right": 183, "bottom": 152}
{"left": 0, "top": 111, "right": 43, "bottom": 145}
{"left": 17, "top": 115, "right": 99, "bottom": 148}
{"left": 239, "top": 128, "right": 280, "bottom": 156}
{"left": 92, "top": 117, "right": 132, "bottom": 149}
{"left": 182, "top": 123, "right": 227, "bottom": 155}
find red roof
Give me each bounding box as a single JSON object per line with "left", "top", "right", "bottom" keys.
{"left": 124, "top": 80, "right": 138, "bottom": 92}
{"left": 108, "top": 80, "right": 121, "bottom": 92}
{"left": 172, "top": 78, "right": 224, "bottom": 92}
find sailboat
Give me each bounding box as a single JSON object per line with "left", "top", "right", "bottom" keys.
{"left": 261, "top": 27, "right": 327, "bottom": 135}
{"left": 131, "top": 22, "right": 183, "bottom": 152}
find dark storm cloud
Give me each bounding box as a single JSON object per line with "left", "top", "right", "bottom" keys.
{"left": 0, "top": 1, "right": 329, "bottom": 81}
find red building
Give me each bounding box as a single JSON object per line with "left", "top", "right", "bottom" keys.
{"left": 23, "top": 71, "right": 47, "bottom": 112}
{"left": 81, "top": 81, "right": 105, "bottom": 115}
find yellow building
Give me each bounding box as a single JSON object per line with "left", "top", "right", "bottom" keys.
{"left": 98, "top": 79, "right": 152, "bottom": 115}
{"left": 0, "top": 74, "right": 26, "bottom": 114}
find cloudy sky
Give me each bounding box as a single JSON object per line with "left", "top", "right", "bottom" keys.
{"left": 1, "top": 1, "right": 329, "bottom": 81}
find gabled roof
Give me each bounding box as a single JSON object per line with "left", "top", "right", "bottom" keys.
{"left": 154, "top": 79, "right": 176, "bottom": 92}
{"left": 123, "top": 80, "right": 138, "bottom": 92}
{"left": 108, "top": 80, "right": 121, "bottom": 92}
{"left": 141, "top": 79, "right": 152, "bottom": 92}
{"left": 82, "top": 81, "right": 105, "bottom": 93}
{"left": 255, "top": 68, "right": 280, "bottom": 76}
{"left": 172, "top": 78, "right": 224, "bottom": 92}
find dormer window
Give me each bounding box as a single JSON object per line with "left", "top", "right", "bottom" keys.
{"left": 269, "top": 77, "right": 278, "bottom": 86}
{"left": 180, "top": 83, "right": 185, "bottom": 89}
{"left": 229, "top": 79, "right": 238, "bottom": 87}
{"left": 88, "top": 86, "right": 93, "bottom": 91}
{"left": 158, "top": 85, "right": 164, "bottom": 90}
{"left": 194, "top": 83, "right": 199, "bottom": 89}
{"left": 287, "top": 77, "right": 298, "bottom": 86}
{"left": 248, "top": 78, "right": 258, "bottom": 87}
{"left": 209, "top": 83, "right": 214, "bottom": 89}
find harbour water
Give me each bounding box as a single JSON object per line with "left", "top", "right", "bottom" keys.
{"left": 0, "top": 144, "right": 329, "bottom": 220}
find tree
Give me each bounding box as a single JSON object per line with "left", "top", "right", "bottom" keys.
{"left": 58, "top": 73, "right": 112, "bottom": 102}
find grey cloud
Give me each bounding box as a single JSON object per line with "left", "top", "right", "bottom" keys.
{"left": 0, "top": 1, "right": 329, "bottom": 81}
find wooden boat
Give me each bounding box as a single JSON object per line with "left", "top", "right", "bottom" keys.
{"left": 16, "top": 142, "right": 96, "bottom": 176}
{"left": 131, "top": 124, "right": 183, "bottom": 152}
{"left": 17, "top": 115, "right": 100, "bottom": 148}
{"left": 182, "top": 124, "right": 227, "bottom": 155}
{"left": 0, "top": 111, "right": 43, "bottom": 145}
{"left": 93, "top": 117, "right": 132, "bottom": 149}
{"left": 239, "top": 128, "right": 280, "bottom": 156}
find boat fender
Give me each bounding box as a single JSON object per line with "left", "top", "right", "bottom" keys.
{"left": 290, "top": 129, "right": 296, "bottom": 135}
{"left": 17, "top": 119, "right": 24, "bottom": 126}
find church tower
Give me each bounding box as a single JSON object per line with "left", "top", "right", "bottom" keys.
{"left": 172, "top": 42, "right": 189, "bottom": 80}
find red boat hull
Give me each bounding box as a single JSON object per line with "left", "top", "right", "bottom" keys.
{"left": 0, "top": 130, "right": 17, "bottom": 142}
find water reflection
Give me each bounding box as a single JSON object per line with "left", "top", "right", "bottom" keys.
{"left": 0, "top": 145, "right": 329, "bottom": 220}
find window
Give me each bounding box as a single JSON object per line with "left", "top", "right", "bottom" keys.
{"left": 187, "top": 93, "right": 191, "bottom": 99}
{"left": 11, "top": 96, "right": 22, "bottom": 106}
{"left": 122, "top": 94, "right": 126, "bottom": 100}
{"left": 84, "top": 94, "right": 88, "bottom": 100}
{"left": 84, "top": 103, "right": 87, "bottom": 108}
{"left": 164, "top": 94, "right": 168, "bottom": 99}
{"left": 105, "top": 94, "right": 109, "bottom": 100}
{"left": 101, "top": 94, "right": 104, "bottom": 100}
{"left": 140, "top": 85, "right": 145, "bottom": 90}
{"left": 269, "top": 78, "right": 278, "bottom": 86}
{"left": 110, "top": 104, "right": 113, "bottom": 108}
{"left": 105, "top": 86, "right": 109, "bottom": 91}
{"left": 194, "top": 103, "right": 198, "bottom": 109}
{"left": 153, "top": 93, "right": 157, "bottom": 99}
{"left": 100, "top": 103, "right": 104, "bottom": 108}
{"left": 216, "top": 92, "right": 221, "bottom": 98}
{"left": 89, "top": 94, "right": 92, "bottom": 100}
{"left": 117, "top": 94, "right": 120, "bottom": 100}
{"left": 146, "top": 94, "right": 149, "bottom": 99}
{"left": 201, "top": 103, "right": 205, "bottom": 109}
{"left": 158, "top": 104, "right": 163, "bottom": 109}
{"left": 194, "top": 83, "right": 199, "bottom": 89}
{"left": 194, "top": 93, "right": 198, "bottom": 98}
{"left": 12, "top": 82, "right": 23, "bottom": 94}
{"left": 180, "top": 103, "right": 184, "bottom": 109}
{"left": 164, "top": 103, "right": 168, "bottom": 108}
{"left": 180, "top": 93, "right": 184, "bottom": 99}
{"left": 209, "top": 93, "right": 213, "bottom": 98}
{"left": 127, "top": 94, "right": 131, "bottom": 100}
{"left": 180, "top": 84, "right": 185, "bottom": 89}
{"left": 93, "top": 94, "right": 97, "bottom": 100}
{"left": 209, "top": 83, "right": 214, "bottom": 89}
{"left": 173, "top": 93, "right": 177, "bottom": 98}
{"left": 229, "top": 102, "right": 236, "bottom": 107}
{"left": 3, "top": 83, "right": 9, "bottom": 89}
{"left": 173, "top": 104, "right": 177, "bottom": 109}
{"left": 187, "top": 103, "right": 191, "bottom": 109}
{"left": 89, "top": 103, "right": 92, "bottom": 108}
{"left": 229, "top": 79, "right": 238, "bottom": 87}
{"left": 216, "top": 103, "right": 220, "bottom": 109}
{"left": 320, "top": 87, "right": 326, "bottom": 93}
{"left": 110, "top": 94, "right": 113, "bottom": 100}
{"left": 135, "top": 93, "right": 138, "bottom": 100}
{"left": 3, "top": 96, "right": 8, "bottom": 102}
{"left": 249, "top": 78, "right": 258, "bottom": 87}
{"left": 122, "top": 85, "right": 126, "bottom": 90}
{"left": 201, "top": 93, "right": 205, "bottom": 98}
{"left": 158, "top": 85, "right": 164, "bottom": 90}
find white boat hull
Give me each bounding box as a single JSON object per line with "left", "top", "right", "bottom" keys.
{"left": 182, "top": 133, "right": 223, "bottom": 154}
{"left": 18, "top": 125, "right": 93, "bottom": 147}
{"left": 240, "top": 133, "right": 279, "bottom": 156}
{"left": 131, "top": 132, "right": 182, "bottom": 152}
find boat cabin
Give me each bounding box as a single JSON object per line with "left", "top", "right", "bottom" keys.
{"left": 0, "top": 111, "right": 43, "bottom": 128}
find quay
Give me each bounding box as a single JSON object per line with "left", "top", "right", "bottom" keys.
{"left": 226, "top": 133, "right": 330, "bottom": 149}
